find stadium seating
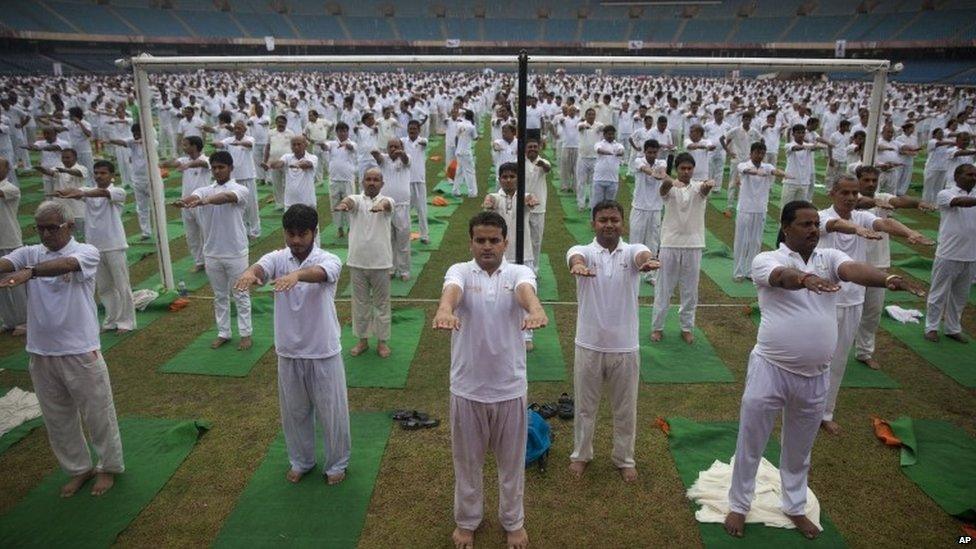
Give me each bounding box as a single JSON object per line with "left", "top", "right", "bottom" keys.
{"left": 289, "top": 15, "right": 346, "bottom": 40}
{"left": 112, "top": 6, "right": 191, "bottom": 37}
{"left": 396, "top": 18, "right": 443, "bottom": 42}
{"left": 0, "top": 0, "right": 77, "bottom": 33}
{"left": 785, "top": 15, "right": 851, "bottom": 42}
{"left": 729, "top": 16, "right": 793, "bottom": 43}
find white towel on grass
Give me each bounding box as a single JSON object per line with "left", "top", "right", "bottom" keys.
{"left": 0, "top": 387, "right": 42, "bottom": 437}
{"left": 686, "top": 456, "right": 823, "bottom": 531}
{"left": 885, "top": 305, "right": 923, "bottom": 324}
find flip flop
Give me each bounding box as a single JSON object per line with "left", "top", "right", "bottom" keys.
{"left": 392, "top": 409, "right": 416, "bottom": 421}
{"left": 557, "top": 393, "right": 574, "bottom": 420}
{"left": 402, "top": 417, "right": 440, "bottom": 430}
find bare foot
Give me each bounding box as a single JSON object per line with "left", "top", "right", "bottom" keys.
{"left": 681, "top": 331, "right": 695, "bottom": 344}
{"left": 377, "top": 342, "right": 391, "bottom": 358}
{"left": 350, "top": 340, "right": 369, "bottom": 356}
{"left": 649, "top": 330, "right": 663, "bottom": 342}
{"left": 452, "top": 527, "right": 475, "bottom": 549}
{"left": 568, "top": 460, "right": 588, "bottom": 478}
{"left": 619, "top": 466, "right": 638, "bottom": 483}
{"left": 856, "top": 356, "right": 881, "bottom": 370}
{"left": 191, "top": 263, "right": 205, "bottom": 273}
{"left": 924, "top": 330, "right": 939, "bottom": 342}
{"left": 115, "top": 328, "right": 131, "bottom": 336}
{"left": 400, "top": 273, "right": 410, "bottom": 282}
{"left": 91, "top": 472, "right": 115, "bottom": 496}
{"left": 210, "top": 337, "right": 230, "bottom": 349}
{"left": 506, "top": 527, "right": 528, "bottom": 549}
{"left": 787, "top": 513, "right": 821, "bottom": 539}
{"left": 60, "top": 470, "right": 94, "bottom": 498}
{"left": 945, "top": 332, "right": 969, "bottom": 344}
{"left": 525, "top": 340, "right": 534, "bottom": 352}
{"left": 238, "top": 336, "right": 253, "bottom": 351}
{"left": 326, "top": 470, "right": 346, "bottom": 485}
{"left": 820, "top": 420, "right": 841, "bottom": 435}
{"left": 723, "top": 511, "right": 746, "bottom": 537}
{"left": 285, "top": 469, "right": 306, "bottom": 483}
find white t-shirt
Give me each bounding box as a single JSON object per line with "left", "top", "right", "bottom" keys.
{"left": 683, "top": 138, "right": 712, "bottom": 180}
{"left": 178, "top": 116, "right": 205, "bottom": 139}
{"left": 486, "top": 190, "right": 534, "bottom": 264}
{"left": 784, "top": 143, "right": 816, "bottom": 181}
{"left": 346, "top": 193, "right": 394, "bottom": 269}
{"left": 660, "top": 180, "right": 708, "bottom": 248}
{"left": 325, "top": 139, "right": 357, "bottom": 182}
{"left": 247, "top": 115, "right": 269, "bottom": 143}
{"left": 567, "top": 239, "right": 650, "bottom": 352}
{"left": 404, "top": 137, "right": 427, "bottom": 183}
{"left": 279, "top": 152, "right": 318, "bottom": 207}
{"left": 5, "top": 239, "right": 101, "bottom": 356}
{"left": 935, "top": 185, "right": 976, "bottom": 261}
{"left": 593, "top": 139, "right": 625, "bottom": 182}
{"left": 752, "top": 244, "right": 853, "bottom": 376}
{"left": 864, "top": 192, "right": 894, "bottom": 268}
{"left": 0, "top": 179, "right": 22, "bottom": 249}
{"left": 221, "top": 136, "right": 256, "bottom": 180}
{"left": 256, "top": 247, "right": 343, "bottom": 359}
{"left": 192, "top": 180, "right": 250, "bottom": 259}
{"left": 631, "top": 156, "right": 665, "bottom": 211}
{"left": 444, "top": 259, "right": 536, "bottom": 403}
{"left": 81, "top": 185, "right": 128, "bottom": 252}
{"left": 34, "top": 138, "right": 69, "bottom": 169}
{"left": 493, "top": 138, "right": 518, "bottom": 167}
{"left": 736, "top": 161, "right": 775, "bottom": 214}
{"left": 178, "top": 155, "right": 211, "bottom": 195}
{"left": 267, "top": 129, "right": 295, "bottom": 162}
{"left": 578, "top": 122, "right": 604, "bottom": 159}
{"left": 377, "top": 153, "right": 411, "bottom": 204}
{"left": 525, "top": 157, "right": 550, "bottom": 213}
{"left": 52, "top": 163, "right": 88, "bottom": 221}
{"left": 648, "top": 128, "right": 674, "bottom": 159}
{"left": 816, "top": 207, "right": 879, "bottom": 306}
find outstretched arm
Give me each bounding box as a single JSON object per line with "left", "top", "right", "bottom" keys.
{"left": 515, "top": 282, "right": 548, "bottom": 330}
{"left": 432, "top": 284, "right": 463, "bottom": 330}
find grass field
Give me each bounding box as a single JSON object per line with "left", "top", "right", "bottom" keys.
{"left": 0, "top": 123, "right": 973, "bottom": 548}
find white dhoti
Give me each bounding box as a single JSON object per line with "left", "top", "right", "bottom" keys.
{"left": 651, "top": 247, "right": 702, "bottom": 332}
{"left": 823, "top": 303, "right": 862, "bottom": 422}
{"left": 277, "top": 354, "right": 351, "bottom": 477}
{"left": 204, "top": 255, "right": 252, "bottom": 340}
{"left": 97, "top": 250, "right": 136, "bottom": 331}
{"left": 451, "top": 394, "right": 527, "bottom": 533}
{"left": 350, "top": 267, "right": 391, "bottom": 340}
{"left": 733, "top": 212, "right": 766, "bottom": 280}
{"left": 925, "top": 257, "right": 976, "bottom": 335}
{"left": 570, "top": 346, "right": 639, "bottom": 468}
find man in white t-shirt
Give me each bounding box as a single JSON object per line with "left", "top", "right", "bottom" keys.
{"left": 524, "top": 139, "right": 550, "bottom": 270}
{"left": 723, "top": 200, "right": 924, "bottom": 541}
{"left": 650, "top": 153, "right": 714, "bottom": 344}
{"left": 37, "top": 148, "right": 87, "bottom": 240}
{"left": 432, "top": 210, "right": 547, "bottom": 549}
{"left": 334, "top": 167, "right": 394, "bottom": 358}
{"left": 215, "top": 121, "right": 260, "bottom": 239}
{"left": 247, "top": 104, "right": 270, "bottom": 184}
{"left": 576, "top": 108, "right": 604, "bottom": 211}
{"left": 106, "top": 123, "right": 151, "bottom": 240}
{"left": 55, "top": 159, "right": 136, "bottom": 333}
{"left": 323, "top": 122, "right": 357, "bottom": 238}
{"left": 262, "top": 115, "right": 296, "bottom": 211}
{"left": 404, "top": 120, "right": 429, "bottom": 244}
{"left": 781, "top": 124, "right": 824, "bottom": 210}
{"left": 733, "top": 142, "right": 790, "bottom": 282}
{"left": 304, "top": 109, "right": 334, "bottom": 183}
{"left": 566, "top": 200, "right": 658, "bottom": 483}
{"left": 24, "top": 127, "right": 68, "bottom": 197}
{"left": 683, "top": 124, "right": 714, "bottom": 182}
{"left": 235, "top": 204, "right": 350, "bottom": 486}
{"left": 554, "top": 105, "right": 580, "bottom": 193}
{"left": 372, "top": 137, "right": 412, "bottom": 280}
{"left": 175, "top": 150, "right": 253, "bottom": 351}
{"left": 592, "top": 125, "right": 626, "bottom": 206}
{"left": 270, "top": 136, "right": 318, "bottom": 210}
{"left": 0, "top": 200, "right": 126, "bottom": 498}
{"left": 629, "top": 139, "right": 666, "bottom": 283}
{"left": 164, "top": 136, "right": 210, "bottom": 271}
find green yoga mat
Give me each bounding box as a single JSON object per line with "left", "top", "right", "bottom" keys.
{"left": 745, "top": 306, "right": 899, "bottom": 389}
{"left": 213, "top": 412, "right": 391, "bottom": 549}
{"left": 340, "top": 251, "right": 429, "bottom": 298}
{"left": 0, "top": 417, "right": 209, "bottom": 549}
{"left": 342, "top": 308, "right": 425, "bottom": 389}
{"left": 432, "top": 179, "right": 472, "bottom": 197}
{"left": 158, "top": 295, "right": 275, "bottom": 377}
{"left": 558, "top": 193, "right": 594, "bottom": 245}
{"left": 527, "top": 305, "right": 567, "bottom": 382}
{"left": 885, "top": 417, "right": 976, "bottom": 523}
{"left": 890, "top": 257, "right": 976, "bottom": 306}
{"left": 138, "top": 255, "right": 210, "bottom": 292}
{"left": 639, "top": 306, "right": 735, "bottom": 384}
{"left": 0, "top": 387, "right": 43, "bottom": 455}
{"left": 665, "top": 417, "right": 846, "bottom": 548}
{"left": 701, "top": 232, "right": 757, "bottom": 299}
{"left": 878, "top": 315, "right": 975, "bottom": 388}
{"left": 536, "top": 253, "right": 560, "bottom": 302}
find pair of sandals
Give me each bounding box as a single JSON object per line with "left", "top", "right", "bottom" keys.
{"left": 530, "top": 393, "right": 574, "bottom": 420}
{"left": 392, "top": 409, "right": 440, "bottom": 430}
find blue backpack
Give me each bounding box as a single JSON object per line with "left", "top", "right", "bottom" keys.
{"left": 525, "top": 408, "right": 552, "bottom": 471}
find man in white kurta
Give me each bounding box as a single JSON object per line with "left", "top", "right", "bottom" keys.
{"left": 216, "top": 121, "right": 260, "bottom": 239}
{"left": 566, "top": 200, "right": 657, "bottom": 482}
{"left": 433, "top": 210, "right": 547, "bottom": 549}
{"left": 263, "top": 115, "right": 295, "bottom": 211}
{"left": 0, "top": 200, "right": 124, "bottom": 498}
{"left": 323, "top": 122, "right": 357, "bottom": 237}
{"left": 273, "top": 136, "right": 318, "bottom": 209}
{"left": 236, "top": 204, "right": 350, "bottom": 485}
{"left": 372, "top": 138, "right": 413, "bottom": 280}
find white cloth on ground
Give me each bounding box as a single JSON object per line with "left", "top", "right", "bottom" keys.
{"left": 0, "top": 387, "right": 41, "bottom": 437}
{"left": 885, "top": 305, "right": 923, "bottom": 324}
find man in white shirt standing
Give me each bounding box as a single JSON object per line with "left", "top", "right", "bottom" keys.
{"left": 723, "top": 200, "right": 924, "bottom": 541}
{"left": 55, "top": 159, "right": 136, "bottom": 333}
{"left": 650, "top": 153, "right": 714, "bottom": 344}
{"left": 554, "top": 105, "right": 580, "bottom": 193}
{"left": 925, "top": 163, "right": 976, "bottom": 344}
{"left": 524, "top": 139, "right": 551, "bottom": 270}
{"left": 404, "top": 120, "right": 430, "bottom": 245}
{"left": 630, "top": 139, "right": 666, "bottom": 284}
{"left": 576, "top": 108, "right": 604, "bottom": 212}
{"left": 235, "top": 204, "right": 350, "bottom": 486}
{"left": 0, "top": 200, "right": 126, "bottom": 498}
{"left": 566, "top": 200, "right": 658, "bottom": 482}
{"left": 175, "top": 151, "right": 253, "bottom": 351}
{"left": 247, "top": 104, "right": 270, "bottom": 184}
{"left": 165, "top": 136, "right": 209, "bottom": 272}
{"left": 372, "top": 138, "right": 412, "bottom": 281}
{"left": 781, "top": 125, "right": 823, "bottom": 210}
{"left": 334, "top": 167, "right": 394, "bottom": 359}
{"left": 270, "top": 136, "right": 318, "bottom": 212}
{"left": 592, "top": 125, "right": 625, "bottom": 206}
{"left": 262, "top": 115, "right": 296, "bottom": 212}
{"left": 433, "top": 211, "right": 547, "bottom": 549}
{"left": 0, "top": 157, "right": 26, "bottom": 336}
{"left": 215, "top": 121, "right": 260, "bottom": 239}
{"left": 323, "top": 122, "right": 357, "bottom": 239}
{"left": 733, "top": 142, "right": 790, "bottom": 282}
{"left": 304, "top": 109, "right": 334, "bottom": 184}
{"left": 453, "top": 110, "right": 478, "bottom": 199}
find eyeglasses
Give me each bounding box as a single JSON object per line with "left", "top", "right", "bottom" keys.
{"left": 34, "top": 223, "right": 68, "bottom": 233}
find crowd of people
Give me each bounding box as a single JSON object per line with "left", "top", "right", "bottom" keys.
{"left": 0, "top": 68, "right": 974, "bottom": 547}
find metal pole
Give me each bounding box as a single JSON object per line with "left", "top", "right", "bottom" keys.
{"left": 133, "top": 66, "right": 175, "bottom": 291}
{"left": 515, "top": 50, "right": 528, "bottom": 265}
{"left": 862, "top": 68, "right": 888, "bottom": 166}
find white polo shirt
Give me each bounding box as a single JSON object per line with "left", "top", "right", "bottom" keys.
{"left": 192, "top": 180, "right": 250, "bottom": 259}
{"left": 935, "top": 185, "right": 976, "bottom": 261}
{"left": 221, "top": 136, "right": 256, "bottom": 180}
{"left": 279, "top": 152, "right": 318, "bottom": 207}
{"left": 593, "top": 139, "right": 625, "bottom": 182}
{"left": 325, "top": 139, "right": 357, "bottom": 182}
{"left": 256, "top": 247, "right": 343, "bottom": 359}
{"left": 6, "top": 239, "right": 101, "bottom": 356}
{"left": 81, "top": 185, "right": 128, "bottom": 252}
{"left": 346, "top": 193, "right": 394, "bottom": 270}
{"left": 178, "top": 117, "right": 205, "bottom": 139}
{"left": 444, "top": 259, "right": 536, "bottom": 403}
{"left": 736, "top": 161, "right": 776, "bottom": 214}
{"left": 404, "top": 137, "right": 427, "bottom": 183}
{"left": 816, "top": 207, "right": 879, "bottom": 306}
{"left": 752, "top": 244, "right": 853, "bottom": 376}
{"left": 178, "top": 155, "right": 211, "bottom": 196}
{"left": 567, "top": 239, "right": 650, "bottom": 353}
{"left": 660, "top": 180, "right": 708, "bottom": 249}
{"left": 377, "top": 153, "right": 411, "bottom": 205}
{"left": 785, "top": 144, "right": 815, "bottom": 181}
{"left": 631, "top": 157, "right": 665, "bottom": 211}
{"left": 0, "top": 179, "right": 22, "bottom": 249}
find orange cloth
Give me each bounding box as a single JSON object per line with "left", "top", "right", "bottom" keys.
{"left": 168, "top": 297, "right": 190, "bottom": 312}
{"left": 871, "top": 415, "right": 902, "bottom": 447}
{"left": 654, "top": 416, "right": 671, "bottom": 436}
{"left": 431, "top": 196, "right": 449, "bottom": 207}
{"left": 429, "top": 155, "right": 443, "bottom": 162}
{"left": 160, "top": 167, "right": 170, "bottom": 179}
{"left": 446, "top": 159, "right": 458, "bottom": 180}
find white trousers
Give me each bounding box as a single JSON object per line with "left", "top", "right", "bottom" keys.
{"left": 922, "top": 168, "right": 945, "bottom": 205}
{"left": 277, "top": 355, "right": 351, "bottom": 477}
{"left": 576, "top": 157, "right": 596, "bottom": 210}
{"left": 824, "top": 304, "right": 862, "bottom": 421}
{"left": 570, "top": 346, "right": 639, "bottom": 468}
{"left": 728, "top": 351, "right": 827, "bottom": 516}
{"left": 896, "top": 159, "right": 914, "bottom": 196}
{"left": 182, "top": 208, "right": 205, "bottom": 267}
{"left": 854, "top": 285, "right": 885, "bottom": 360}
{"left": 925, "top": 257, "right": 976, "bottom": 334}
{"left": 252, "top": 144, "right": 267, "bottom": 181}
{"left": 708, "top": 149, "right": 726, "bottom": 189}
{"left": 528, "top": 212, "right": 545, "bottom": 270}
{"left": 159, "top": 125, "right": 177, "bottom": 159}
{"left": 97, "top": 250, "right": 136, "bottom": 331}
{"left": 0, "top": 247, "right": 27, "bottom": 329}
{"left": 205, "top": 255, "right": 252, "bottom": 339}
{"left": 592, "top": 179, "right": 619, "bottom": 206}
{"left": 29, "top": 352, "right": 125, "bottom": 476}
{"left": 238, "top": 178, "right": 260, "bottom": 238}
{"left": 270, "top": 167, "right": 285, "bottom": 207}
{"left": 391, "top": 203, "right": 412, "bottom": 276}
{"left": 0, "top": 145, "right": 16, "bottom": 185}
{"left": 114, "top": 146, "right": 132, "bottom": 187}
{"left": 453, "top": 152, "right": 477, "bottom": 197}
{"left": 560, "top": 147, "right": 578, "bottom": 191}
{"left": 315, "top": 150, "right": 329, "bottom": 183}
{"left": 131, "top": 177, "right": 152, "bottom": 237}
{"left": 77, "top": 151, "right": 95, "bottom": 186}
{"left": 652, "top": 247, "right": 702, "bottom": 332}
{"left": 879, "top": 168, "right": 900, "bottom": 195}
{"left": 328, "top": 180, "right": 354, "bottom": 230}
{"left": 733, "top": 212, "right": 766, "bottom": 280}
{"left": 350, "top": 267, "right": 391, "bottom": 340}
{"left": 630, "top": 208, "right": 661, "bottom": 281}
{"left": 410, "top": 181, "right": 429, "bottom": 238}
{"left": 780, "top": 183, "right": 808, "bottom": 210}
{"left": 726, "top": 161, "right": 740, "bottom": 209}
{"left": 451, "top": 394, "right": 527, "bottom": 532}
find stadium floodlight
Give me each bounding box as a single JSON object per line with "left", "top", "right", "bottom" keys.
{"left": 126, "top": 53, "right": 891, "bottom": 291}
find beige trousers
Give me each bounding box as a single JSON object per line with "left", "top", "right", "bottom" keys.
{"left": 350, "top": 267, "right": 391, "bottom": 340}
{"left": 569, "top": 346, "right": 640, "bottom": 468}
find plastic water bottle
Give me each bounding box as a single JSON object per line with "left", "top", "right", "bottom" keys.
{"left": 177, "top": 280, "right": 187, "bottom": 298}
